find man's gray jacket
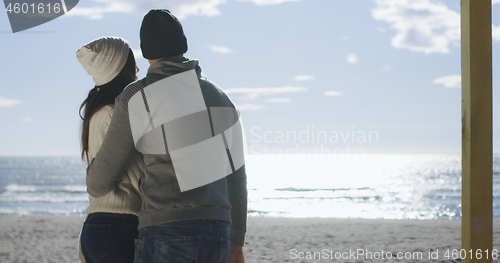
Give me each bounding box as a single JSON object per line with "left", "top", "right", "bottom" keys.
{"left": 86, "top": 57, "right": 247, "bottom": 246}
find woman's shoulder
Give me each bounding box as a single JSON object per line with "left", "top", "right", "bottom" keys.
{"left": 96, "top": 104, "right": 114, "bottom": 117}
{"left": 89, "top": 105, "right": 114, "bottom": 134}
{"left": 91, "top": 105, "right": 114, "bottom": 123}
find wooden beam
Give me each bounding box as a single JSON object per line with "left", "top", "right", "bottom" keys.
{"left": 461, "top": 0, "right": 493, "bottom": 262}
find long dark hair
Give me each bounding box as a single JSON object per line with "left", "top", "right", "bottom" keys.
{"left": 79, "top": 49, "right": 136, "bottom": 163}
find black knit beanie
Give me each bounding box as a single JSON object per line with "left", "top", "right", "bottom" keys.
{"left": 140, "top": 9, "right": 188, "bottom": 60}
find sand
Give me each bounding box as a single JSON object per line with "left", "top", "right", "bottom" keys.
{"left": 1, "top": 215, "right": 500, "bottom": 263}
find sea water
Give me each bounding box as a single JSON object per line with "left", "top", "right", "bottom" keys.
{"left": 0, "top": 154, "right": 498, "bottom": 219}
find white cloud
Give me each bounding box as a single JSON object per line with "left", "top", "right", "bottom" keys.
{"left": 132, "top": 49, "right": 143, "bottom": 59}
{"left": 342, "top": 35, "right": 350, "bottom": 40}
{"left": 381, "top": 65, "right": 394, "bottom": 72}
{"left": 237, "top": 0, "right": 300, "bottom": 5}
{"left": 324, "top": 91, "right": 343, "bottom": 96}
{"left": 371, "top": 0, "right": 460, "bottom": 54}
{"left": 66, "top": 1, "right": 136, "bottom": 19}
{"left": 433, "top": 74, "right": 461, "bottom": 88}
{"left": 66, "top": 0, "right": 227, "bottom": 20}
{"left": 267, "top": 98, "right": 292, "bottom": 103}
{"left": 347, "top": 53, "right": 358, "bottom": 64}
{"left": 0, "top": 97, "right": 21, "bottom": 107}
{"left": 293, "top": 75, "right": 315, "bottom": 81}
{"left": 209, "top": 45, "right": 233, "bottom": 54}
{"left": 494, "top": 0, "right": 500, "bottom": 4}
{"left": 20, "top": 117, "right": 31, "bottom": 122}
{"left": 237, "top": 103, "right": 266, "bottom": 111}
{"left": 493, "top": 25, "right": 500, "bottom": 42}
{"left": 224, "top": 86, "right": 307, "bottom": 100}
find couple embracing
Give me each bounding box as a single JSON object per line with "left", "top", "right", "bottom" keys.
{"left": 76, "top": 9, "right": 247, "bottom": 263}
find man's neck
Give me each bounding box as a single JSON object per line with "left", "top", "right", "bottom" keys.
{"left": 148, "top": 55, "right": 184, "bottom": 65}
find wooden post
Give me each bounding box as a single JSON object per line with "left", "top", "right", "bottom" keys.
{"left": 461, "top": 0, "right": 493, "bottom": 262}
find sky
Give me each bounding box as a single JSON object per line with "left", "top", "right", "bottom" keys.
{"left": 0, "top": 0, "right": 500, "bottom": 156}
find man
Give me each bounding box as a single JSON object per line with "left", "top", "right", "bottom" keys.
{"left": 86, "top": 9, "right": 247, "bottom": 263}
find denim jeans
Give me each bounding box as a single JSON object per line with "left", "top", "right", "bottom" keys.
{"left": 134, "top": 220, "right": 231, "bottom": 263}
{"left": 81, "top": 213, "right": 139, "bottom": 263}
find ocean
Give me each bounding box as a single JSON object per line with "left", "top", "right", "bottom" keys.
{"left": 0, "top": 154, "right": 498, "bottom": 219}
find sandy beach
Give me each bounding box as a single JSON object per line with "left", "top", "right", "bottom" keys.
{"left": 1, "top": 215, "right": 500, "bottom": 263}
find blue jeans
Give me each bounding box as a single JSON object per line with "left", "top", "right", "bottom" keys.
{"left": 81, "top": 213, "right": 139, "bottom": 263}
{"left": 134, "top": 220, "right": 231, "bottom": 263}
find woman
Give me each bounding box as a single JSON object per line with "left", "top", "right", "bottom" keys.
{"left": 76, "top": 36, "right": 143, "bottom": 263}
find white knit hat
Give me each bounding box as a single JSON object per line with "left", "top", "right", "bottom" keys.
{"left": 76, "top": 36, "right": 130, "bottom": 86}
